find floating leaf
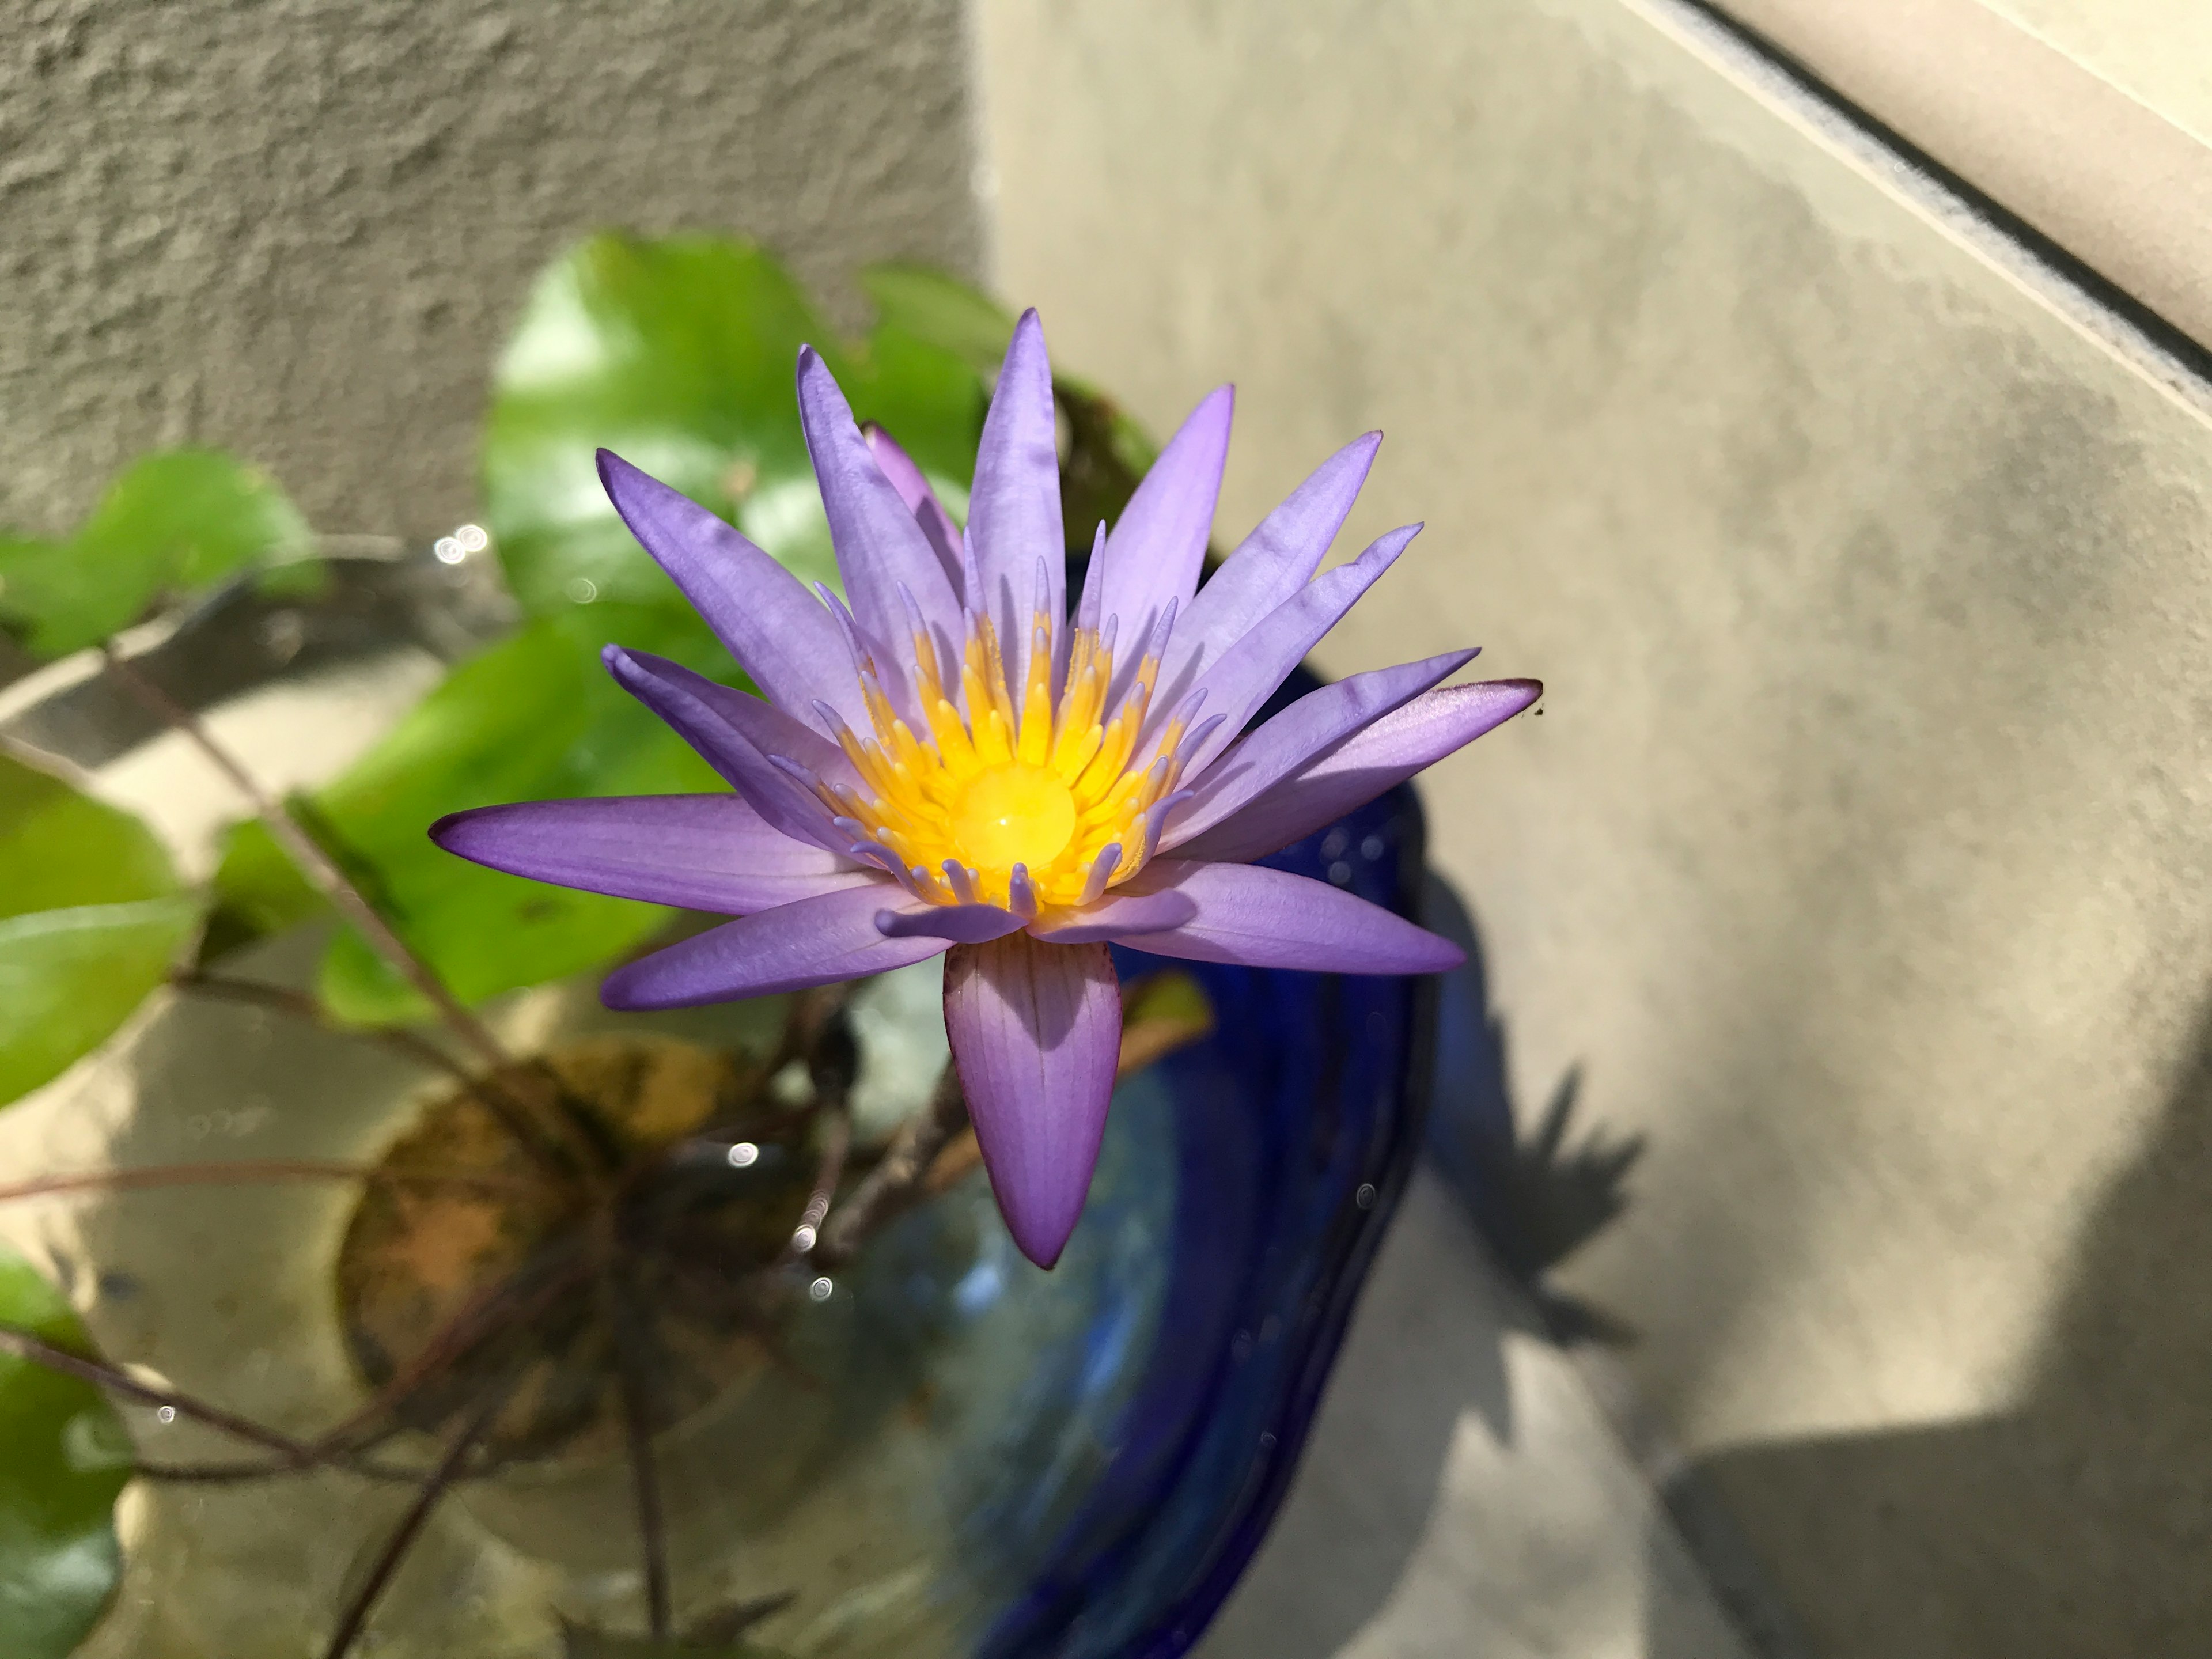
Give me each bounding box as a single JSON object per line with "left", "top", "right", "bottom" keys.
{"left": 484, "top": 235, "right": 991, "bottom": 623}
{"left": 211, "top": 605, "right": 732, "bottom": 1023}
{"left": 484, "top": 234, "right": 845, "bottom": 616}
{"left": 0, "top": 451, "right": 310, "bottom": 659}
{"left": 0, "top": 752, "right": 198, "bottom": 1107}
{"left": 0, "top": 1244, "right": 133, "bottom": 1658}
{"left": 857, "top": 263, "right": 1019, "bottom": 384}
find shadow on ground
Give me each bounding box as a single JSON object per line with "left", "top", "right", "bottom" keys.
{"left": 1661, "top": 993, "right": 2212, "bottom": 1659}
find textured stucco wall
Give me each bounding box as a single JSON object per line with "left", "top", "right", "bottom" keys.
{"left": 977, "top": 1, "right": 2212, "bottom": 1653}
{"left": 1, "top": 0, "right": 982, "bottom": 543}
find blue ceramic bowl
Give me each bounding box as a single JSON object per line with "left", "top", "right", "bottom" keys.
{"left": 931, "top": 668, "right": 1440, "bottom": 1659}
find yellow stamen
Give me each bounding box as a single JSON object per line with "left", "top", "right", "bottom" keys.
{"left": 802, "top": 593, "right": 1184, "bottom": 910}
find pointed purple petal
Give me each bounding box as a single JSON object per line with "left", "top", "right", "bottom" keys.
{"left": 875, "top": 903, "right": 1025, "bottom": 942}
{"left": 1118, "top": 861, "right": 1463, "bottom": 974}
{"left": 797, "top": 350, "right": 964, "bottom": 711}
{"left": 1164, "top": 648, "right": 1478, "bottom": 849}
{"left": 865, "top": 425, "right": 965, "bottom": 596}
{"left": 430, "top": 795, "right": 865, "bottom": 914}
{"left": 1096, "top": 384, "right": 1233, "bottom": 696}
{"left": 601, "top": 881, "right": 946, "bottom": 1009}
{"left": 1027, "top": 887, "right": 1198, "bottom": 944}
{"left": 1162, "top": 521, "right": 1420, "bottom": 777}
{"left": 619, "top": 648, "right": 855, "bottom": 787}
{"left": 604, "top": 647, "right": 846, "bottom": 854}
{"left": 1178, "top": 679, "right": 1541, "bottom": 863}
{"left": 967, "top": 310, "right": 1064, "bottom": 694}
{"left": 1161, "top": 431, "right": 1381, "bottom": 704}
{"left": 943, "top": 934, "right": 1120, "bottom": 1268}
{"left": 597, "top": 450, "right": 866, "bottom": 735}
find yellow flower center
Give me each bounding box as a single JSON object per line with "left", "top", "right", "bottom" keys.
{"left": 950, "top": 762, "right": 1078, "bottom": 870}
{"left": 801, "top": 593, "right": 1198, "bottom": 912}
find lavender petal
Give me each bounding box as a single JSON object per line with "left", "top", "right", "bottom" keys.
{"left": 875, "top": 904, "right": 1026, "bottom": 943}
{"left": 865, "top": 425, "right": 965, "bottom": 596}
{"left": 597, "top": 450, "right": 868, "bottom": 734}
{"left": 604, "top": 646, "right": 846, "bottom": 853}
{"left": 943, "top": 933, "right": 1120, "bottom": 1268}
{"left": 601, "top": 882, "right": 948, "bottom": 1009}
{"left": 430, "top": 795, "right": 867, "bottom": 915}
{"left": 965, "top": 310, "right": 1064, "bottom": 692}
{"left": 1161, "top": 431, "right": 1381, "bottom": 704}
{"left": 1176, "top": 679, "right": 1541, "bottom": 863}
{"left": 1027, "top": 887, "right": 1198, "bottom": 944}
{"left": 797, "top": 349, "right": 964, "bottom": 710}
{"left": 1095, "top": 384, "right": 1234, "bottom": 698}
{"left": 1118, "top": 861, "right": 1464, "bottom": 974}
{"left": 1163, "top": 647, "right": 1477, "bottom": 849}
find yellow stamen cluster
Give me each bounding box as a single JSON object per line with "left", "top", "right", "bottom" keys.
{"left": 810, "top": 603, "right": 1194, "bottom": 911}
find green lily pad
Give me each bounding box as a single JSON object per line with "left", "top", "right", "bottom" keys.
{"left": 0, "top": 450, "right": 310, "bottom": 660}
{"left": 857, "top": 263, "right": 1019, "bottom": 384}
{"left": 0, "top": 752, "right": 199, "bottom": 1107}
{"left": 483, "top": 234, "right": 992, "bottom": 624}
{"left": 211, "top": 605, "right": 733, "bottom": 1024}
{"left": 483, "top": 234, "right": 847, "bottom": 616}
{"left": 0, "top": 1243, "right": 134, "bottom": 1658}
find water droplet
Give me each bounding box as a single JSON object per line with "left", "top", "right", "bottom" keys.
{"left": 1321, "top": 827, "right": 1351, "bottom": 859}
{"left": 455, "top": 523, "right": 490, "bottom": 552}
{"left": 565, "top": 576, "right": 599, "bottom": 604}
{"left": 1328, "top": 861, "right": 1353, "bottom": 885}
{"left": 155, "top": 1405, "right": 176, "bottom": 1425}
{"left": 726, "top": 1141, "right": 760, "bottom": 1168}
{"left": 1354, "top": 1182, "right": 1378, "bottom": 1210}
{"left": 1361, "top": 834, "right": 1387, "bottom": 861}
{"left": 791, "top": 1224, "right": 818, "bottom": 1253}
{"left": 809, "top": 1276, "right": 834, "bottom": 1302}
{"left": 433, "top": 537, "right": 465, "bottom": 565}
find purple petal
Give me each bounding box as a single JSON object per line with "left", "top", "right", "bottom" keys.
{"left": 604, "top": 647, "right": 846, "bottom": 854}
{"left": 1176, "top": 679, "right": 1541, "bottom": 863}
{"left": 1162, "top": 522, "right": 1421, "bottom": 778}
{"left": 1095, "top": 384, "right": 1233, "bottom": 698}
{"left": 797, "top": 350, "right": 964, "bottom": 712}
{"left": 430, "top": 795, "right": 866, "bottom": 914}
{"left": 875, "top": 903, "right": 1025, "bottom": 943}
{"left": 944, "top": 934, "right": 1120, "bottom": 1268}
{"left": 597, "top": 450, "right": 866, "bottom": 736}
{"left": 1163, "top": 648, "right": 1477, "bottom": 850}
{"left": 1161, "top": 431, "right": 1380, "bottom": 705}
{"left": 601, "top": 881, "right": 946, "bottom": 1009}
{"left": 619, "top": 648, "right": 855, "bottom": 787}
{"left": 1117, "top": 861, "right": 1464, "bottom": 974}
{"left": 966, "top": 311, "right": 1064, "bottom": 694}
{"left": 865, "top": 425, "right": 965, "bottom": 596}
{"left": 1027, "top": 887, "right": 1198, "bottom": 944}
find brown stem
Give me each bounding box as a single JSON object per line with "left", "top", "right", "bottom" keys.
{"left": 320, "top": 1376, "right": 515, "bottom": 1659}
{"left": 0, "top": 1160, "right": 539, "bottom": 1209}
{"left": 600, "top": 1251, "right": 672, "bottom": 1639}
{"left": 815, "top": 1060, "right": 968, "bottom": 1267}
{"left": 169, "top": 970, "right": 571, "bottom": 1176}
{"left": 100, "top": 643, "right": 510, "bottom": 1076}
{"left": 309, "top": 1245, "right": 591, "bottom": 1459}
{"left": 0, "top": 1325, "right": 316, "bottom": 1463}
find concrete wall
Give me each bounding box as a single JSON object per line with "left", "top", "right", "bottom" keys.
{"left": 0, "top": 0, "right": 982, "bottom": 543}
{"left": 975, "top": 1, "right": 2212, "bottom": 1653}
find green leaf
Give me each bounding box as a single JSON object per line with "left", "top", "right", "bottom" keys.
{"left": 212, "top": 606, "right": 731, "bottom": 1024}
{"left": 0, "top": 1243, "right": 133, "bottom": 1658}
{"left": 0, "top": 451, "right": 309, "bottom": 659}
{"left": 0, "top": 752, "right": 198, "bottom": 1106}
{"left": 857, "top": 263, "right": 1019, "bottom": 384}
{"left": 484, "top": 234, "right": 847, "bottom": 618}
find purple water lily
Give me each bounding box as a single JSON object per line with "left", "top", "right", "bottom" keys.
{"left": 432, "top": 312, "right": 1537, "bottom": 1267}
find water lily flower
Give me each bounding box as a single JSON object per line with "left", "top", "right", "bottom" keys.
{"left": 431, "top": 313, "right": 1537, "bottom": 1267}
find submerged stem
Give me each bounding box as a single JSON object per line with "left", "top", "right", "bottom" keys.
{"left": 100, "top": 643, "right": 510, "bottom": 1075}
{"left": 816, "top": 1061, "right": 969, "bottom": 1266}
{"left": 320, "top": 1376, "right": 516, "bottom": 1659}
